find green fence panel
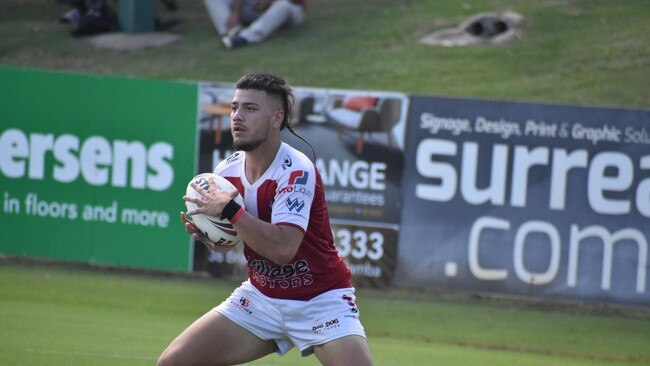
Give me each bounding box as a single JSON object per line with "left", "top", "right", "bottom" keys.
{"left": 0, "top": 67, "right": 198, "bottom": 271}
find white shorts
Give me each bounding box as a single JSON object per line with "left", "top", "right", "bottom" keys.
{"left": 213, "top": 280, "right": 366, "bottom": 356}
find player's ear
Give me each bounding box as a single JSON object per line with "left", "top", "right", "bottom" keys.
{"left": 272, "top": 110, "right": 284, "bottom": 128}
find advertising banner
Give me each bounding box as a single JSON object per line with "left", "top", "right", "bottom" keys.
{"left": 0, "top": 67, "right": 198, "bottom": 271}
{"left": 196, "top": 83, "right": 409, "bottom": 286}
{"left": 396, "top": 95, "right": 650, "bottom": 306}
{"left": 6, "top": 67, "right": 645, "bottom": 306}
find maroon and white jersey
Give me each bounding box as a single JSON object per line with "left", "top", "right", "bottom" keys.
{"left": 214, "top": 142, "right": 351, "bottom": 300}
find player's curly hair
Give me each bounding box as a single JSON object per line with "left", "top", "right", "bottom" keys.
{"left": 236, "top": 72, "right": 316, "bottom": 160}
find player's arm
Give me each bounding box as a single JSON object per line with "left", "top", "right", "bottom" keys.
{"left": 184, "top": 177, "right": 303, "bottom": 264}
{"left": 184, "top": 193, "right": 302, "bottom": 263}
{"left": 233, "top": 166, "right": 315, "bottom": 264}
{"left": 230, "top": 213, "right": 303, "bottom": 264}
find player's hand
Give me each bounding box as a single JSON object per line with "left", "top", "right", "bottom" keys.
{"left": 180, "top": 212, "right": 232, "bottom": 252}
{"left": 180, "top": 211, "right": 205, "bottom": 240}
{"left": 183, "top": 177, "right": 239, "bottom": 217}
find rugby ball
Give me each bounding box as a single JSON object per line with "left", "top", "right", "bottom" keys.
{"left": 185, "top": 173, "right": 245, "bottom": 247}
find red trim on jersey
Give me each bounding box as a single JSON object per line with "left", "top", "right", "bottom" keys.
{"left": 257, "top": 179, "right": 277, "bottom": 223}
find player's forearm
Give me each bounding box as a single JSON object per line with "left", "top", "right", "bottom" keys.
{"left": 232, "top": 211, "right": 301, "bottom": 264}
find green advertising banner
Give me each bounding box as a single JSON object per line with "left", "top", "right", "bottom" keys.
{"left": 0, "top": 67, "right": 198, "bottom": 271}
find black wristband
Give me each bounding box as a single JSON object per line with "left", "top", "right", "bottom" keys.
{"left": 221, "top": 199, "right": 242, "bottom": 221}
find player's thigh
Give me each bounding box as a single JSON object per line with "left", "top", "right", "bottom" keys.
{"left": 313, "top": 335, "right": 373, "bottom": 366}
{"left": 157, "top": 310, "right": 277, "bottom": 366}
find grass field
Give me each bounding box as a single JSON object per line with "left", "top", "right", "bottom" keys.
{"left": 2, "top": 0, "right": 649, "bottom": 109}
{"left": 1, "top": 262, "right": 649, "bottom": 366}
{"left": 2, "top": 1, "right": 650, "bottom": 365}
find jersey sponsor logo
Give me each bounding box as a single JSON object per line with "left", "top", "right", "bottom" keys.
{"left": 278, "top": 185, "right": 312, "bottom": 197}
{"left": 342, "top": 294, "right": 359, "bottom": 313}
{"left": 286, "top": 197, "right": 305, "bottom": 212}
{"left": 249, "top": 259, "right": 310, "bottom": 278}
{"left": 226, "top": 151, "right": 241, "bottom": 163}
{"left": 230, "top": 296, "right": 253, "bottom": 315}
{"left": 288, "top": 170, "right": 309, "bottom": 185}
{"left": 312, "top": 318, "right": 340, "bottom": 333}
{"left": 248, "top": 258, "right": 314, "bottom": 289}
{"left": 239, "top": 297, "right": 250, "bottom": 307}
{"left": 278, "top": 170, "right": 312, "bottom": 197}
{"left": 281, "top": 155, "right": 292, "bottom": 170}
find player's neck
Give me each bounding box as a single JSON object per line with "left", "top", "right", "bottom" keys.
{"left": 244, "top": 138, "right": 281, "bottom": 184}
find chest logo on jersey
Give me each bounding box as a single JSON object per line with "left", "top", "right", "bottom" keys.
{"left": 249, "top": 258, "right": 314, "bottom": 290}
{"left": 250, "top": 259, "right": 309, "bottom": 278}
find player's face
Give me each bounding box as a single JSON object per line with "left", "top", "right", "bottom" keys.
{"left": 230, "top": 89, "right": 283, "bottom": 152}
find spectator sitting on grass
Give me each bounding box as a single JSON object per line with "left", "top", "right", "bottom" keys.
{"left": 203, "top": 0, "right": 306, "bottom": 49}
